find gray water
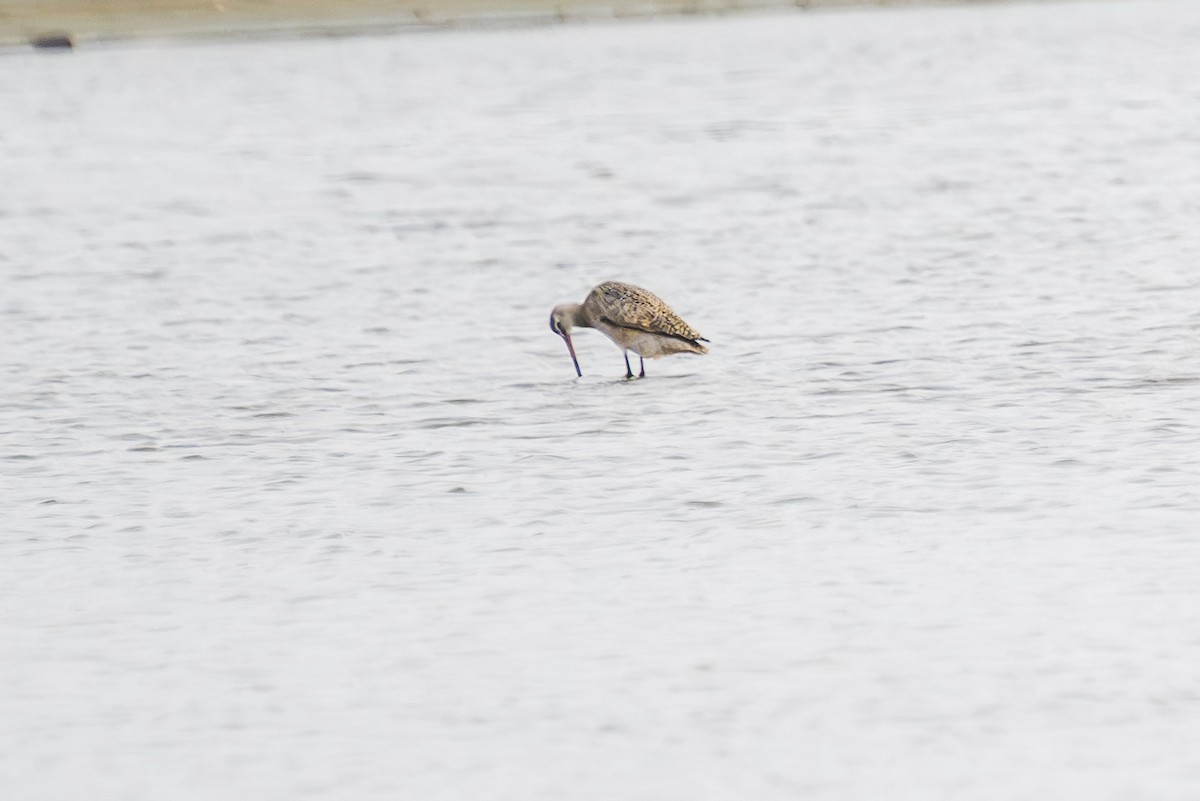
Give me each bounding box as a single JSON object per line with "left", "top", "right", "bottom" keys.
{"left": 5, "top": 1, "right": 1200, "bottom": 798}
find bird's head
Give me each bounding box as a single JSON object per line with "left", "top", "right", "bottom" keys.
{"left": 549, "top": 304, "right": 582, "bottom": 378}
{"left": 548, "top": 306, "right": 573, "bottom": 338}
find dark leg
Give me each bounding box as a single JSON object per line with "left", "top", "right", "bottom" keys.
{"left": 638, "top": 356, "right": 645, "bottom": 379}
{"left": 624, "top": 352, "right": 634, "bottom": 379}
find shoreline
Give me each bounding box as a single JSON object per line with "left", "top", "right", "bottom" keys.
{"left": 1, "top": 0, "right": 1035, "bottom": 48}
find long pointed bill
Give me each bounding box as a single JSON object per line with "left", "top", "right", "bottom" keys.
{"left": 562, "top": 332, "right": 582, "bottom": 377}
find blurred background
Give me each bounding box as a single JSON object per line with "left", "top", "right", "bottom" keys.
{"left": 4, "top": 0, "right": 1012, "bottom": 46}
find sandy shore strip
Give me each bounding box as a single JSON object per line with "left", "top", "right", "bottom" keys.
{"left": 1, "top": 0, "right": 1001, "bottom": 47}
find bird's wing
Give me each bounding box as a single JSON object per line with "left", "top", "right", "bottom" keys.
{"left": 588, "top": 282, "right": 706, "bottom": 342}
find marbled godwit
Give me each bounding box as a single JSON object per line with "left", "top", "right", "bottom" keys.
{"left": 549, "top": 281, "right": 709, "bottom": 378}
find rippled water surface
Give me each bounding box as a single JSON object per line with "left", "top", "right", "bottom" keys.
{"left": 5, "top": 1, "right": 1200, "bottom": 798}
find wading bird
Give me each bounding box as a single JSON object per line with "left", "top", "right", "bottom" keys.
{"left": 549, "top": 281, "right": 709, "bottom": 379}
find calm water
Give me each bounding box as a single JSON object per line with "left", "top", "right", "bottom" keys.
{"left": 5, "top": 1, "right": 1200, "bottom": 798}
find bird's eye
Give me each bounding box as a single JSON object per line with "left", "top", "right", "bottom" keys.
{"left": 549, "top": 317, "right": 561, "bottom": 335}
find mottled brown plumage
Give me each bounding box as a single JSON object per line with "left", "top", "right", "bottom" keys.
{"left": 549, "top": 281, "right": 709, "bottom": 379}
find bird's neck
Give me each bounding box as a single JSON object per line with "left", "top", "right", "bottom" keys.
{"left": 561, "top": 303, "right": 590, "bottom": 329}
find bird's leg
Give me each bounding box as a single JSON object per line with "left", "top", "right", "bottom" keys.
{"left": 623, "top": 352, "right": 634, "bottom": 380}
{"left": 638, "top": 357, "right": 645, "bottom": 379}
